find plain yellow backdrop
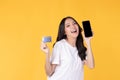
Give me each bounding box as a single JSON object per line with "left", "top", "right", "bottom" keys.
{"left": 0, "top": 0, "right": 120, "bottom": 80}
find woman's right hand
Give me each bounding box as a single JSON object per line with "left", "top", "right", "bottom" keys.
{"left": 40, "top": 42, "right": 49, "bottom": 54}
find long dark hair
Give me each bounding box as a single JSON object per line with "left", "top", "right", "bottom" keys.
{"left": 54, "top": 16, "right": 87, "bottom": 61}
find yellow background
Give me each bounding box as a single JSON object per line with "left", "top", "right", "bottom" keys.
{"left": 0, "top": 0, "right": 120, "bottom": 80}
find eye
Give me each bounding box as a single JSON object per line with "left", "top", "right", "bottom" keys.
{"left": 66, "top": 24, "right": 70, "bottom": 28}
{"left": 73, "top": 22, "right": 77, "bottom": 25}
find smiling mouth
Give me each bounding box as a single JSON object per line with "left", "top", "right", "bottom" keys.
{"left": 71, "top": 30, "right": 77, "bottom": 33}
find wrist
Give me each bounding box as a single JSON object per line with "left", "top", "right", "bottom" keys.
{"left": 86, "top": 42, "right": 91, "bottom": 46}
{"left": 45, "top": 51, "right": 50, "bottom": 54}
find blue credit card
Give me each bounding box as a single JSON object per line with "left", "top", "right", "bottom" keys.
{"left": 42, "top": 36, "right": 51, "bottom": 43}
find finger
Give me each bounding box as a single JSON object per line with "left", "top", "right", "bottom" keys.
{"left": 41, "top": 42, "right": 48, "bottom": 49}
{"left": 40, "top": 42, "right": 45, "bottom": 49}
{"left": 41, "top": 42, "right": 47, "bottom": 46}
{"left": 81, "top": 30, "right": 85, "bottom": 36}
{"left": 83, "top": 35, "right": 85, "bottom": 40}
{"left": 88, "top": 36, "right": 93, "bottom": 40}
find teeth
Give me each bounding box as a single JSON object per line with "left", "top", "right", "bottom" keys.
{"left": 71, "top": 30, "right": 77, "bottom": 33}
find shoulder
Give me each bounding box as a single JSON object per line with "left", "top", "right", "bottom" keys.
{"left": 54, "top": 39, "right": 66, "bottom": 48}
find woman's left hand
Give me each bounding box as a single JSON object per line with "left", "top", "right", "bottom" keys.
{"left": 82, "top": 31, "right": 93, "bottom": 45}
{"left": 84, "top": 37, "right": 92, "bottom": 45}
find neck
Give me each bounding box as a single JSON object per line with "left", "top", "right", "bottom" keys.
{"left": 66, "top": 37, "right": 77, "bottom": 47}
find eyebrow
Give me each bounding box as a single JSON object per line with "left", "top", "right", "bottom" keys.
{"left": 65, "top": 21, "right": 76, "bottom": 25}
{"left": 65, "top": 23, "right": 70, "bottom": 25}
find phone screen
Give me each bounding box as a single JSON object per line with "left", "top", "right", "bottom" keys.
{"left": 82, "top": 20, "right": 93, "bottom": 37}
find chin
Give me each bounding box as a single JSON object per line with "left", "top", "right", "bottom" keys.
{"left": 72, "top": 35, "right": 78, "bottom": 38}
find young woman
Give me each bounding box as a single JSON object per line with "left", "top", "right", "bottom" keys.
{"left": 41, "top": 16, "right": 95, "bottom": 80}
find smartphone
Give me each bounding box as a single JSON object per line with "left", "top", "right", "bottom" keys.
{"left": 82, "top": 20, "right": 93, "bottom": 37}
{"left": 42, "top": 36, "right": 52, "bottom": 43}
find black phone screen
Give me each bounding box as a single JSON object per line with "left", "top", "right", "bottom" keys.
{"left": 82, "top": 20, "right": 93, "bottom": 37}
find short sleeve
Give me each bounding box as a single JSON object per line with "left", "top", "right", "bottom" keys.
{"left": 51, "top": 43, "right": 61, "bottom": 64}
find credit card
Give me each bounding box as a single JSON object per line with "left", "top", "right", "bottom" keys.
{"left": 42, "top": 36, "right": 51, "bottom": 43}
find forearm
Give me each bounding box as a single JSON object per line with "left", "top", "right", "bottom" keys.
{"left": 86, "top": 42, "right": 95, "bottom": 69}
{"left": 45, "top": 52, "right": 53, "bottom": 76}
{"left": 41, "top": 42, "right": 55, "bottom": 76}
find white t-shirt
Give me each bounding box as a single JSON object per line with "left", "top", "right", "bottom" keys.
{"left": 48, "top": 39, "right": 84, "bottom": 80}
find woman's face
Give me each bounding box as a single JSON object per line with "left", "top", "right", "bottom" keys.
{"left": 64, "top": 18, "right": 79, "bottom": 39}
